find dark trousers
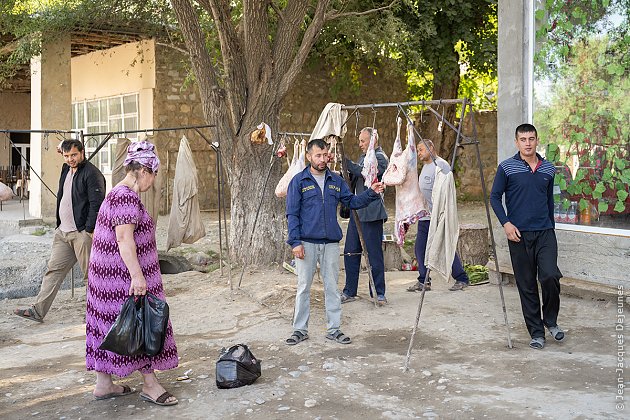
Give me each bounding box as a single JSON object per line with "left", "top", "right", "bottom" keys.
{"left": 414, "top": 220, "right": 469, "bottom": 284}
{"left": 343, "top": 217, "right": 385, "bottom": 298}
{"left": 507, "top": 229, "right": 562, "bottom": 339}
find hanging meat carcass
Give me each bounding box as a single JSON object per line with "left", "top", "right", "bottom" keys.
{"left": 275, "top": 139, "right": 306, "bottom": 198}
{"left": 393, "top": 123, "right": 430, "bottom": 246}
{"left": 361, "top": 128, "right": 379, "bottom": 188}
{"left": 382, "top": 117, "right": 407, "bottom": 186}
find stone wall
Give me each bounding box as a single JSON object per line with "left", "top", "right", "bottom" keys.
{"left": 280, "top": 64, "right": 409, "bottom": 161}
{"left": 455, "top": 111, "right": 497, "bottom": 201}
{"left": 152, "top": 44, "right": 222, "bottom": 213}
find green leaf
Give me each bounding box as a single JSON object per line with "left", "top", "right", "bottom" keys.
{"left": 614, "top": 200, "right": 625, "bottom": 213}
{"left": 602, "top": 168, "right": 613, "bottom": 182}
{"left": 583, "top": 185, "right": 593, "bottom": 195}
{"left": 535, "top": 9, "right": 546, "bottom": 20}
{"left": 598, "top": 201, "right": 609, "bottom": 213}
{"left": 617, "top": 190, "right": 629, "bottom": 202}
{"left": 594, "top": 182, "right": 606, "bottom": 193}
{"left": 615, "top": 158, "right": 626, "bottom": 170}
{"left": 578, "top": 198, "right": 589, "bottom": 211}
{"left": 559, "top": 177, "right": 567, "bottom": 190}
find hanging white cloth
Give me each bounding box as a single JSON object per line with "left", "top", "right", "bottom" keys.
{"left": 166, "top": 135, "right": 206, "bottom": 250}
{"left": 393, "top": 123, "right": 430, "bottom": 246}
{"left": 112, "top": 138, "right": 131, "bottom": 187}
{"left": 424, "top": 166, "right": 459, "bottom": 280}
{"left": 310, "top": 103, "right": 348, "bottom": 140}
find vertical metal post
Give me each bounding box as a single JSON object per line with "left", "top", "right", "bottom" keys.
{"left": 337, "top": 138, "right": 378, "bottom": 307}
{"left": 404, "top": 268, "right": 431, "bottom": 371}
{"left": 469, "top": 105, "right": 513, "bottom": 348}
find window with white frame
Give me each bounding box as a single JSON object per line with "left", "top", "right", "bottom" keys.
{"left": 72, "top": 93, "right": 139, "bottom": 173}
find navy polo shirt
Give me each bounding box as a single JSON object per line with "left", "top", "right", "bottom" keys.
{"left": 490, "top": 152, "right": 556, "bottom": 231}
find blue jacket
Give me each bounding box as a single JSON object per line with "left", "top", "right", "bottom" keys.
{"left": 490, "top": 152, "right": 556, "bottom": 231}
{"left": 345, "top": 146, "right": 388, "bottom": 222}
{"left": 286, "top": 166, "right": 380, "bottom": 248}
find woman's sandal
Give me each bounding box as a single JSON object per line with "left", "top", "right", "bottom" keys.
{"left": 13, "top": 308, "right": 43, "bottom": 323}
{"left": 326, "top": 330, "right": 352, "bottom": 344}
{"left": 140, "top": 391, "right": 178, "bottom": 406}
{"left": 285, "top": 331, "right": 309, "bottom": 346}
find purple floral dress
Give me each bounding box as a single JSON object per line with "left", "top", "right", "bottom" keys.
{"left": 86, "top": 185, "right": 178, "bottom": 376}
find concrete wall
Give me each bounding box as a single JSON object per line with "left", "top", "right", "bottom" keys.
{"left": 71, "top": 40, "right": 156, "bottom": 189}
{"left": 0, "top": 93, "right": 30, "bottom": 167}
{"left": 496, "top": 1, "right": 630, "bottom": 289}
{"left": 72, "top": 40, "right": 155, "bottom": 104}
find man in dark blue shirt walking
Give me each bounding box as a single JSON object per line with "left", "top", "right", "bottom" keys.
{"left": 490, "top": 123, "right": 564, "bottom": 350}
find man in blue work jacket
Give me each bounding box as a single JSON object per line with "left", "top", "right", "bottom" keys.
{"left": 285, "top": 138, "right": 385, "bottom": 346}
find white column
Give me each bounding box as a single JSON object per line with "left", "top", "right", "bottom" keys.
{"left": 29, "top": 34, "right": 72, "bottom": 219}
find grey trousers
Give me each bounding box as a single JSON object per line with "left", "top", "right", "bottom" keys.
{"left": 293, "top": 242, "right": 342, "bottom": 335}
{"left": 32, "top": 229, "right": 92, "bottom": 319}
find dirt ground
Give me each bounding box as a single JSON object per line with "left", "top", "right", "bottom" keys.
{"left": 0, "top": 203, "right": 626, "bottom": 419}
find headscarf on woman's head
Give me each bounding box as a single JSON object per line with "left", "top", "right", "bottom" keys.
{"left": 123, "top": 140, "right": 160, "bottom": 173}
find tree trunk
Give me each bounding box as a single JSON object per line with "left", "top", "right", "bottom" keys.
{"left": 223, "top": 110, "right": 288, "bottom": 266}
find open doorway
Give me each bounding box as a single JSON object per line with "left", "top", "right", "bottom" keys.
{"left": 9, "top": 133, "right": 30, "bottom": 199}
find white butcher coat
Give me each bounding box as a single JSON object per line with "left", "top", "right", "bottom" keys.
{"left": 424, "top": 165, "right": 459, "bottom": 280}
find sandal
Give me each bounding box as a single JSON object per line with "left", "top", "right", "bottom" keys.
{"left": 140, "top": 391, "right": 178, "bottom": 407}
{"left": 94, "top": 385, "right": 135, "bottom": 400}
{"left": 285, "top": 331, "right": 309, "bottom": 346}
{"left": 326, "top": 330, "right": 352, "bottom": 344}
{"left": 340, "top": 294, "right": 356, "bottom": 304}
{"left": 529, "top": 337, "right": 545, "bottom": 349}
{"left": 547, "top": 325, "right": 565, "bottom": 341}
{"left": 14, "top": 308, "right": 43, "bottom": 323}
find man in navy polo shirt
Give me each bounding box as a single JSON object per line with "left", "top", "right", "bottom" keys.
{"left": 285, "top": 138, "right": 384, "bottom": 346}
{"left": 490, "top": 123, "right": 564, "bottom": 350}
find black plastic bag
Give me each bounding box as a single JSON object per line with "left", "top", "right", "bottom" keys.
{"left": 99, "top": 293, "right": 170, "bottom": 357}
{"left": 99, "top": 296, "right": 144, "bottom": 356}
{"left": 216, "top": 344, "right": 261, "bottom": 389}
{"left": 143, "top": 293, "right": 170, "bottom": 357}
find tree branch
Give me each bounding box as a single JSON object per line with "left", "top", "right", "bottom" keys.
{"left": 170, "top": 0, "right": 234, "bottom": 154}
{"left": 200, "top": 0, "right": 248, "bottom": 136}
{"left": 326, "top": 0, "right": 397, "bottom": 21}
{"left": 272, "top": 0, "right": 309, "bottom": 82}
{"left": 155, "top": 41, "right": 189, "bottom": 56}
{"left": 277, "top": 0, "right": 331, "bottom": 99}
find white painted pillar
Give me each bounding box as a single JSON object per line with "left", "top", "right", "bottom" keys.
{"left": 29, "top": 34, "right": 71, "bottom": 219}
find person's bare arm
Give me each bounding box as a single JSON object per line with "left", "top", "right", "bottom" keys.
{"left": 115, "top": 224, "right": 147, "bottom": 295}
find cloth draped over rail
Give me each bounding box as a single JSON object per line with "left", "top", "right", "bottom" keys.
{"left": 166, "top": 135, "right": 206, "bottom": 250}
{"left": 424, "top": 166, "right": 458, "bottom": 280}
{"left": 112, "top": 137, "right": 163, "bottom": 223}
{"left": 309, "top": 103, "right": 348, "bottom": 140}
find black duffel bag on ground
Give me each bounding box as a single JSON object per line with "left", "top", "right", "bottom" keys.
{"left": 216, "top": 344, "right": 262, "bottom": 389}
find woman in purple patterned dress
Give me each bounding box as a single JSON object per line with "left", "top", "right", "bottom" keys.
{"left": 86, "top": 141, "right": 178, "bottom": 406}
